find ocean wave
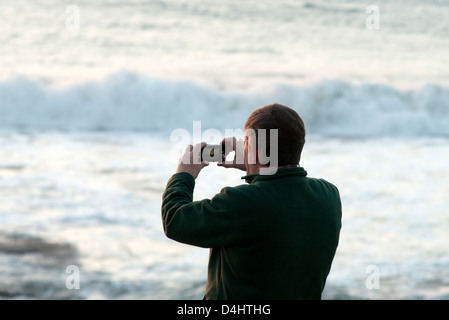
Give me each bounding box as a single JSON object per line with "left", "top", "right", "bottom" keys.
{"left": 0, "top": 71, "right": 448, "bottom": 137}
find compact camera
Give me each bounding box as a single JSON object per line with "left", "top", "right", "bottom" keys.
{"left": 201, "top": 144, "right": 226, "bottom": 162}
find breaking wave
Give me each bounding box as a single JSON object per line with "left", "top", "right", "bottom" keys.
{"left": 1, "top": 71, "right": 448, "bottom": 137}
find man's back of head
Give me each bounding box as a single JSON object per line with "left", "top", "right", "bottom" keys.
{"left": 244, "top": 103, "right": 306, "bottom": 167}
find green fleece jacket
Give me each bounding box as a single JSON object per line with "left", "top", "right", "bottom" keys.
{"left": 161, "top": 167, "right": 342, "bottom": 300}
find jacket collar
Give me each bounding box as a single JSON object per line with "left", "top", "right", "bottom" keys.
{"left": 241, "top": 166, "right": 308, "bottom": 184}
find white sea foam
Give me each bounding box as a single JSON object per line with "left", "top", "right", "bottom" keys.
{"left": 1, "top": 71, "right": 448, "bottom": 137}
{"left": 1, "top": 132, "right": 448, "bottom": 299}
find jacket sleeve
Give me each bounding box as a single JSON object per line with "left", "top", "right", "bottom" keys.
{"left": 161, "top": 172, "right": 248, "bottom": 248}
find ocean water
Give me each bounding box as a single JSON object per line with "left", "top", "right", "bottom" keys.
{"left": 0, "top": 0, "right": 449, "bottom": 299}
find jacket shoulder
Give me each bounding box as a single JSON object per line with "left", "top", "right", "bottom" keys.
{"left": 212, "top": 183, "right": 263, "bottom": 210}
{"left": 308, "top": 177, "right": 340, "bottom": 194}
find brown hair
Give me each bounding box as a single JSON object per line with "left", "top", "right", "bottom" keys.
{"left": 244, "top": 103, "right": 306, "bottom": 166}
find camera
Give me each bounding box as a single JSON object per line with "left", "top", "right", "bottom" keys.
{"left": 201, "top": 144, "right": 226, "bottom": 162}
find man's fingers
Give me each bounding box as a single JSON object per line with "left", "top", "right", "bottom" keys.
{"left": 194, "top": 142, "right": 211, "bottom": 165}
{"left": 221, "top": 137, "right": 237, "bottom": 156}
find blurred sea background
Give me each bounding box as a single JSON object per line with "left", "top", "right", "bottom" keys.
{"left": 0, "top": 0, "right": 448, "bottom": 299}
